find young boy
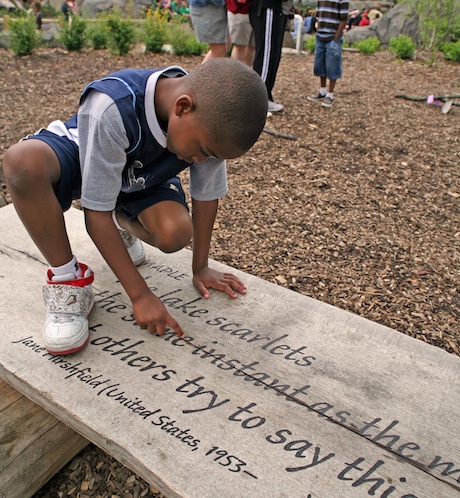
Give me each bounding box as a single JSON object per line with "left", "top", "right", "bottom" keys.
{"left": 4, "top": 58, "right": 268, "bottom": 355}
{"left": 307, "top": 0, "right": 349, "bottom": 108}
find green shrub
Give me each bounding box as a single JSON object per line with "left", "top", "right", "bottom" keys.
{"left": 441, "top": 39, "right": 460, "bottom": 61}
{"left": 143, "top": 8, "right": 168, "bottom": 52}
{"left": 168, "top": 24, "right": 207, "bottom": 55}
{"left": 353, "top": 36, "right": 381, "bottom": 54}
{"left": 304, "top": 35, "right": 315, "bottom": 53}
{"left": 87, "top": 19, "right": 110, "bottom": 49}
{"left": 106, "top": 10, "right": 135, "bottom": 55}
{"left": 389, "top": 34, "right": 415, "bottom": 59}
{"left": 452, "top": 15, "right": 460, "bottom": 42}
{"left": 9, "top": 15, "right": 40, "bottom": 56}
{"left": 60, "top": 15, "right": 87, "bottom": 51}
{"left": 41, "top": 3, "right": 60, "bottom": 18}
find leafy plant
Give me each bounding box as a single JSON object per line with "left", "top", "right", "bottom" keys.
{"left": 407, "top": 0, "right": 460, "bottom": 51}
{"left": 389, "top": 34, "right": 416, "bottom": 59}
{"left": 9, "top": 15, "right": 40, "bottom": 56}
{"left": 441, "top": 39, "right": 460, "bottom": 61}
{"left": 41, "top": 3, "right": 60, "bottom": 18}
{"left": 143, "top": 7, "right": 168, "bottom": 52}
{"left": 60, "top": 15, "right": 87, "bottom": 51}
{"left": 352, "top": 36, "right": 381, "bottom": 54}
{"left": 106, "top": 10, "right": 135, "bottom": 55}
{"left": 87, "top": 19, "right": 110, "bottom": 49}
{"left": 168, "top": 23, "right": 207, "bottom": 55}
{"left": 304, "top": 35, "right": 315, "bottom": 53}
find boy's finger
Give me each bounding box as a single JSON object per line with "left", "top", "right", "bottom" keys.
{"left": 195, "top": 280, "right": 210, "bottom": 299}
{"left": 167, "top": 315, "right": 185, "bottom": 337}
{"left": 219, "top": 283, "right": 238, "bottom": 299}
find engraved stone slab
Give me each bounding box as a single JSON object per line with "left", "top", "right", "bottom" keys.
{"left": 0, "top": 204, "right": 459, "bottom": 498}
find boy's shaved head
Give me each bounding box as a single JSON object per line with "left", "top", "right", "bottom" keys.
{"left": 183, "top": 58, "right": 268, "bottom": 152}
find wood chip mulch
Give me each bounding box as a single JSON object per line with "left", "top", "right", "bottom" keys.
{"left": 0, "top": 45, "right": 458, "bottom": 497}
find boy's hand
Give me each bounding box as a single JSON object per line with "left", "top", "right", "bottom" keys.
{"left": 132, "top": 291, "right": 185, "bottom": 337}
{"left": 193, "top": 267, "right": 247, "bottom": 300}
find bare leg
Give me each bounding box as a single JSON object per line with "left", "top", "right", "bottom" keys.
{"left": 328, "top": 79, "right": 337, "bottom": 93}
{"left": 231, "top": 44, "right": 255, "bottom": 66}
{"left": 116, "top": 200, "right": 192, "bottom": 254}
{"left": 202, "top": 43, "right": 228, "bottom": 62}
{"left": 3, "top": 139, "right": 73, "bottom": 267}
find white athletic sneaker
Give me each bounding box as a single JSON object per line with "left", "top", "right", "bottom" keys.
{"left": 43, "top": 263, "right": 94, "bottom": 355}
{"left": 268, "top": 100, "right": 284, "bottom": 113}
{"left": 119, "top": 229, "right": 146, "bottom": 266}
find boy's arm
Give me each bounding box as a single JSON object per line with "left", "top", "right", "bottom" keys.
{"left": 191, "top": 198, "right": 246, "bottom": 299}
{"left": 84, "top": 209, "right": 184, "bottom": 337}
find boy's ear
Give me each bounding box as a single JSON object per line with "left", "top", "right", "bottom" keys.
{"left": 174, "top": 95, "right": 194, "bottom": 116}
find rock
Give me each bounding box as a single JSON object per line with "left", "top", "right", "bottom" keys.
{"left": 344, "top": 3, "right": 419, "bottom": 47}
{"left": 0, "top": 0, "right": 21, "bottom": 12}
{"left": 374, "top": 2, "right": 418, "bottom": 45}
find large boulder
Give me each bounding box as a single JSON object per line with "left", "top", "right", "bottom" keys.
{"left": 0, "top": 0, "right": 23, "bottom": 11}
{"left": 344, "top": 2, "right": 419, "bottom": 47}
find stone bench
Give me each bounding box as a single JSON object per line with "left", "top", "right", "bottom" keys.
{"left": 0, "top": 204, "right": 459, "bottom": 497}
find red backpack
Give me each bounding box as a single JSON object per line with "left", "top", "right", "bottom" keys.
{"left": 225, "top": 0, "right": 252, "bottom": 14}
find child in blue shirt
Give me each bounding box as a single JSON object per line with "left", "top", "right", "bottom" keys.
{"left": 4, "top": 58, "right": 268, "bottom": 355}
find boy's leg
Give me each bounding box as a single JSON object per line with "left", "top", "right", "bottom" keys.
{"left": 117, "top": 201, "right": 192, "bottom": 254}
{"left": 115, "top": 179, "right": 193, "bottom": 256}
{"left": 4, "top": 137, "right": 94, "bottom": 355}
{"left": 308, "top": 40, "right": 328, "bottom": 102}
{"left": 4, "top": 139, "right": 73, "bottom": 267}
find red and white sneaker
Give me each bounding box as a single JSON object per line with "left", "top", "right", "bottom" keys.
{"left": 42, "top": 263, "right": 94, "bottom": 355}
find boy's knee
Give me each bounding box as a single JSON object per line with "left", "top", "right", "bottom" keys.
{"left": 155, "top": 221, "right": 192, "bottom": 254}
{"left": 4, "top": 141, "right": 55, "bottom": 193}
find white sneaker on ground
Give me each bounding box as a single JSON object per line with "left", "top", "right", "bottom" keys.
{"left": 43, "top": 263, "right": 94, "bottom": 355}
{"left": 119, "top": 229, "right": 146, "bottom": 266}
{"left": 268, "top": 100, "right": 284, "bottom": 113}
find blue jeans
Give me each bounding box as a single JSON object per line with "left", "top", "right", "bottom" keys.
{"left": 313, "top": 37, "right": 343, "bottom": 81}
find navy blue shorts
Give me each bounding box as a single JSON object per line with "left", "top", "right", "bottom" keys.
{"left": 24, "top": 129, "right": 188, "bottom": 218}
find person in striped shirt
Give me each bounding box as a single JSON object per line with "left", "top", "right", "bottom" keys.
{"left": 307, "top": 0, "right": 349, "bottom": 108}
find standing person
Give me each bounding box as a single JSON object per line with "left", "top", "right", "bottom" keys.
{"left": 178, "top": 0, "right": 191, "bottom": 19}
{"left": 228, "top": 10, "right": 255, "bottom": 66}
{"left": 249, "top": 0, "right": 292, "bottom": 113}
{"left": 190, "top": 0, "right": 229, "bottom": 62}
{"left": 61, "top": 0, "right": 77, "bottom": 22}
{"left": 226, "top": 0, "right": 255, "bottom": 66}
{"left": 307, "top": 0, "right": 349, "bottom": 108}
{"left": 30, "top": 0, "right": 42, "bottom": 30}
{"left": 3, "top": 58, "right": 268, "bottom": 355}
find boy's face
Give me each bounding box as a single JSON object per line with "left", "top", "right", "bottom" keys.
{"left": 166, "top": 96, "right": 245, "bottom": 164}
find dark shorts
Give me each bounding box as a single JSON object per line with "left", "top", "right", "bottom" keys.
{"left": 24, "top": 129, "right": 188, "bottom": 219}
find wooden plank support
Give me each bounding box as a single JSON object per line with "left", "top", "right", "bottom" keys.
{"left": 0, "top": 379, "right": 89, "bottom": 498}
{"left": 0, "top": 204, "right": 459, "bottom": 498}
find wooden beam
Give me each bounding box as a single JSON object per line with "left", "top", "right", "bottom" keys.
{"left": 0, "top": 379, "right": 89, "bottom": 498}
{"left": 0, "top": 205, "right": 459, "bottom": 497}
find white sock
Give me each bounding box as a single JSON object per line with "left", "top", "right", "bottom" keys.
{"left": 326, "top": 92, "right": 334, "bottom": 99}
{"left": 112, "top": 210, "right": 124, "bottom": 231}
{"left": 49, "top": 255, "right": 82, "bottom": 279}
{"left": 320, "top": 87, "right": 327, "bottom": 96}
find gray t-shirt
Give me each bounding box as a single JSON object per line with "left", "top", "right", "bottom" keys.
{"left": 47, "top": 72, "right": 228, "bottom": 212}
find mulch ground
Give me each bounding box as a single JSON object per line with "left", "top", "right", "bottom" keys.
{"left": 0, "top": 45, "right": 459, "bottom": 497}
